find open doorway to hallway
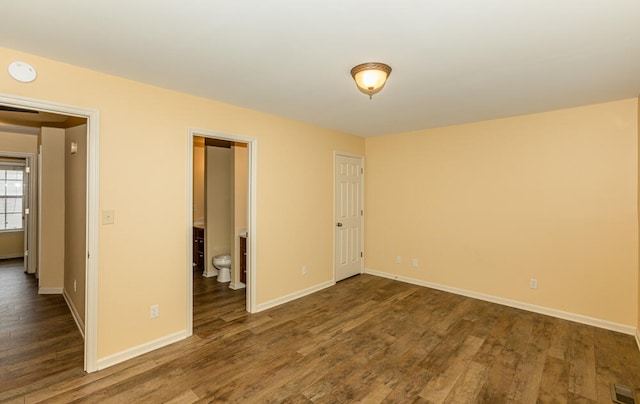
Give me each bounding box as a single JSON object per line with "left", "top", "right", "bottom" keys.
{"left": 0, "top": 95, "right": 99, "bottom": 372}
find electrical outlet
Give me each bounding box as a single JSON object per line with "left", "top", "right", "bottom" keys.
{"left": 73, "top": 279, "right": 77, "bottom": 293}
{"left": 150, "top": 304, "right": 159, "bottom": 319}
{"left": 301, "top": 266, "right": 307, "bottom": 276}
{"left": 102, "top": 209, "right": 115, "bottom": 225}
{"left": 396, "top": 256, "right": 402, "bottom": 264}
{"left": 412, "top": 258, "right": 418, "bottom": 268}
{"left": 530, "top": 278, "right": 538, "bottom": 289}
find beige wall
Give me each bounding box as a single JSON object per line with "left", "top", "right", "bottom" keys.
{"left": 365, "top": 99, "right": 639, "bottom": 327}
{"left": 64, "top": 124, "right": 87, "bottom": 324}
{"left": 39, "top": 127, "right": 65, "bottom": 291}
{"left": 193, "top": 138, "right": 205, "bottom": 223}
{"left": 205, "top": 146, "right": 232, "bottom": 272}
{"left": 232, "top": 143, "right": 248, "bottom": 284}
{"left": 0, "top": 131, "right": 37, "bottom": 259}
{"left": 638, "top": 97, "right": 640, "bottom": 335}
{"left": 0, "top": 130, "right": 38, "bottom": 153}
{"left": 0, "top": 231, "right": 23, "bottom": 259}
{"left": 0, "top": 47, "right": 364, "bottom": 358}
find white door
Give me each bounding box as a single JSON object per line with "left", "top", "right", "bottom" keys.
{"left": 334, "top": 154, "right": 363, "bottom": 281}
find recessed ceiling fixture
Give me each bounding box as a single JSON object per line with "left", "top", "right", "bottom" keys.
{"left": 350, "top": 62, "right": 392, "bottom": 99}
{"left": 7, "top": 61, "right": 37, "bottom": 83}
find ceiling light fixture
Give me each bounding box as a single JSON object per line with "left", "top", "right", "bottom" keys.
{"left": 350, "top": 62, "right": 392, "bottom": 99}
{"left": 8, "top": 61, "right": 37, "bottom": 83}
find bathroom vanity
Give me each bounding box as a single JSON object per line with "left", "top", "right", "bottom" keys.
{"left": 193, "top": 226, "right": 205, "bottom": 270}
{"left": 240, "top": 235, "right": 247, "bottom": 284}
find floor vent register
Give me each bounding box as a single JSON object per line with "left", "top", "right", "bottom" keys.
{"left": 612, "top": 384, "right": 636, "bottom": 404}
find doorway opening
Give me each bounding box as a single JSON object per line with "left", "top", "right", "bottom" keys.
{"left": 187, "top": 128, "right": 257, "bottom": 336}
{"left": 0, "top": 94, "right": 99, "bottom": 372}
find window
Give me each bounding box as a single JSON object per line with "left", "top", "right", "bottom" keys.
{"left": 0, "top": 168, "right": 24, "bottom": 231}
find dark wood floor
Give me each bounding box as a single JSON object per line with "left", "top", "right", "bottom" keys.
{"left": 1, "top": 257, "right": 639, "bottom": 403}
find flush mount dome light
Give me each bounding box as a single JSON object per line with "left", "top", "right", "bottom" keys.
{"left": 8, "top": 61, "right": 37, "bottom": 83}
{"left": 350, "top": 62, "right": 392, "bottom": 99}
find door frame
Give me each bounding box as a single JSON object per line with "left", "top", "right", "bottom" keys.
{"left": 0, "top": 152, "right": 35, "bottom": 272}
{"left": 333, "top": 151, "right": 365, "bottom": 281}
{"left": 0, "top": 93, "right": 100, "bottom": 373}
{"left": 186, "top": 128, "right": 258, "bottom": 335}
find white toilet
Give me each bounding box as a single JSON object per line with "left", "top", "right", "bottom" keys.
{"left": 213, "top": 254, "right": 231, "bottom": 283}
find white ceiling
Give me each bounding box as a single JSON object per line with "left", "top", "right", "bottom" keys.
{"left": 2, "top": 1, "right": 639, "bottom": 137}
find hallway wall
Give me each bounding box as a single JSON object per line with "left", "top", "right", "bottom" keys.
{"left": 38, "top": 127, "right": 65, "bottom": 292}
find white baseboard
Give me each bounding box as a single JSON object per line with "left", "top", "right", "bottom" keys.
{"left": 229, "top": 281, "right": 246, "bottom": 290}
{"left": 96, "top": 330, "right": 188, "bottom": 371}
{"left": 256, "top": 280, "right": 335, "bottom": 313}
{"left": 202, "top": 269, "right": 218, "bottom": 278}
{"left": 62, "top": 289, "right": 85, "bottom": 339}
{"left": 364, "top": 268, "right": 637, "bottom": 336}
{"left": 38, "top": 287, "right": 63, "bottom": 295}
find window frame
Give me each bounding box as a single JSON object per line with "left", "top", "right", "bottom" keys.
{"left": 0, "top": 165, "right": 25, "bottom": 233}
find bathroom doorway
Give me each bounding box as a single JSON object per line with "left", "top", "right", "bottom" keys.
{"left": 187, "top": 128, "right": 256, "bottom": 336}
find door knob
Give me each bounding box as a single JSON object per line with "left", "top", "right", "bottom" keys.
{"left": 336, "top": 222, "right": 343, "bottom": 227}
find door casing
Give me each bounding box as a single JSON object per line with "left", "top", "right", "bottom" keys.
{"left": 186, "top": 128, "right": 258, "bottom": 337}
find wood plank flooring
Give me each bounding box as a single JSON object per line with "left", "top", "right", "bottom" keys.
{"left": 1, "top": 257, "right": 640, "bottom": 403}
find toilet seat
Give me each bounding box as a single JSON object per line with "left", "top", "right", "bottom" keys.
{"left": 212, "top": 254, "right": 231, "bottom": 283}
{"left": 213, "top": 254, "right": 231, "bottom": 264}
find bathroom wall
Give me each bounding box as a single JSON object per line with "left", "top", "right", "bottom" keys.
{"left": 205, "top": 145, "right": 231, "bottom": 274}
{"left": 365, "top": 98, "right": 638, "bottom": 328}
{"left": 0, "top": 131, "right": 37, "bottom": 259}
{"left": 193, "top": 137, "right": 205, "bottom": 224}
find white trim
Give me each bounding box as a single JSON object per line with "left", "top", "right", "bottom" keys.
{"left": 187, "top": 127, "right": 258, "bottom": 341}
{"left": 0, "top": 124, "right": 39, "bottom": 136}
{"left": 202, "top": 268, "right": 218, "bottom": 278}
{"left": 25, "top": 153, "right": 36, "bottom": 274}
{"left": 185, "top": 133, "right": 194, "bottom": 336}
{"left": 255, "top": 280, "right": 335, "bottom": 313}
{"left": 63, "top": 289, "right": 85, "bottom": 339}
{"left": 0, "top": 229, "right": 24, "bottom": 234}
{"left": 364, "top": 268, "right": 637, "bottom": 336}
{"left": 0, "top": 93, "right": 100, "bottom": 373}
{"left": 96, "top": 330, "right": 187, "bottom": 371}
{"left": 229, "top": 281, "right": 246, "bottom": 290}
{"left": 635, "top": 328, "right": 640, "bottom": 352}
{"left": 37, "top": 145, "right": 42, "bottom": 279}
{"left": 247, "top": 139, "right": 257, "bottom": 313}
{"left": 333, "top": 152, "right": 365, "bottom": 282}
{"left": 38, "top": 287, "right": 63, "bottom": 294}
